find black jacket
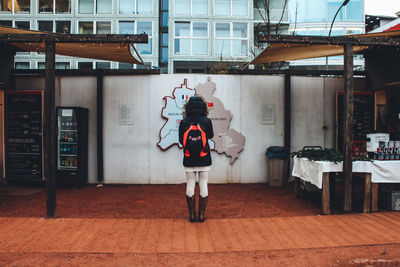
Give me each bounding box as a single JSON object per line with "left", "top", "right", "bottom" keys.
{"left": 179, "top": 116, "right": 214, "bottom": 167}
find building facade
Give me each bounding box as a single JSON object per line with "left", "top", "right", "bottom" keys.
{"left": 288, "top": 0, "right": 365, "bottom": 69}
{"left": 0, "top": 0, "right": 290, "bottom": 73}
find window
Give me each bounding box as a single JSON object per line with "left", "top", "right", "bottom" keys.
{"left": 78, "top": 62, "right": 93, "bottom": 69}
{"left": 96, "top": 21, "right": 111, "bottom": 34}
{"left": 96, "top": 62, "right": 110, "bottom": 69}
{"left": 0, "top": 20, "right": 12, "bottom": 27}
{"left": 136, "top": 21, "right": 152, "bottom": 54}
{"left": 1, "top": 0, "right": 30, "bottom": 12}
{"left": 97, "top": 0, "right": 111, "bottom": 13}
{"left": 119, "top": 0, "right": 152, "bottom": 14}
{"left": 15, "top": 21, "right": 30, "bottom": 29}
{"left": 306, "top": 0, "right": 325, "bottom": 22}
{"left": 15, "top": 62, "right": 29, "bottom": 69}
{"left": 215, "top": 22, "right": 248, "bottom": 57}
{"left": 119, "top": 21, "right": 135, "bottom": 34}
{"left": 119, "top": 63, "right": 133, "bottom": 69}
{"left": 56, "top": 21, "right": 70, "bottom": 33}
{"left": 174, "top": 22, "right": 208, "bottom": 55}
{"left": 161, "top": 33, "right": 168, "bottom": 63}
{"left": 56, "top": 62, "right": 70, "bottom": 69}
{"left": 38, "top": 21, "right": 53, "bottom": 32}
{"left": 327, "top": 0, "right": 343, "bottom": 22}
{"left": 79, "top": 21, "right": 93, "bottom": 34}
{"left": 79, "top": 0, "right": 93, "bottom": 13}
{"left": 345, "top": 0, "right": 363, "bottom": 21}
{"left": 175, "top": 0, "right": 207, "bottom": 15}
{"left": 215, "top": 0, "right": 247, "bottom": 16}
{"left": 39, "top": 0, "right": 70, "bottom": 13}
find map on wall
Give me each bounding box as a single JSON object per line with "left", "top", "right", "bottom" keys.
{"left": 157, "top": 78, "right": 245, "bottom": 164}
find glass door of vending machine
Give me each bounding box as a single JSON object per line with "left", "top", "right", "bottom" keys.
{"left": 56, "top": 107, "right": 88, "bottom": 187}
{"left": 57, "top": 108, "right": 78, "bottom": 171}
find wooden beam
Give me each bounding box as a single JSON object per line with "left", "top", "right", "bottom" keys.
{"left": 0, "top": 33, "right": 148, "bottom": 43}
{"left": 371, "top": 183, "right": 379, "bottom": 212}
{"left": 343, "top": 43, "right": 354, "bottom": 212}
{"left": 322, "top": 173, "right": 331, "bottom": 215}
{"left": 97, "top": 70, "right": 103, "bottom": 183}
{"left": 257, "top": 34, "right": 400, "bottom": 47}
{"left": 363, "top": 173, "right": 371, "bottom": 213}
{"left": 44, "top": 39, "right": 57, "bottom": 218}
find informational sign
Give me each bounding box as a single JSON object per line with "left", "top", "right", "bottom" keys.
{"left": 158, "top": 78, "right": 245, "bottom": 164}
{"left": 7, "top": 91, "right": 42, "bottom": 181}
{"left": 119, "top": 105, "right": 133, "bottom": 125}
{"left": 261, "top": 105, "right": 275, "bottom": 125}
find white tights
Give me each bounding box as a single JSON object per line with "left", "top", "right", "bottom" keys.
{"left": 186, "top": 171, "right": 209, "bottom": 198}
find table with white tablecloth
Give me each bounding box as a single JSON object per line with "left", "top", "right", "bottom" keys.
{"left": 292, "top": 157, "right": 400, "bottom": 214}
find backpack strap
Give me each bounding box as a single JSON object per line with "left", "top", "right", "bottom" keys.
{"left": 183, "top": 124, "right": 208, "bottom": 158}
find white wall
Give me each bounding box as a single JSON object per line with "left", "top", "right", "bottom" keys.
{"left": 14, "top": 74, "right": 366, "bottom": 184}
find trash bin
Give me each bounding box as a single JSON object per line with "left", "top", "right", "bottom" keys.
{"left": 266, "top": 146, "right": 290, "bottom": 187}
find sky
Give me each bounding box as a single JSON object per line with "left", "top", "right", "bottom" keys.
{"left": 364, "top": 0, "right": 400, "bottom": 17}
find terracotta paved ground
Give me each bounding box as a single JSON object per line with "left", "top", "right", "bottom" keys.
{"left": 0, "top": 212, "right": 399, "bottom": 254}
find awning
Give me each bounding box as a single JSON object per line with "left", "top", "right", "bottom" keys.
{"left": 251, "top": 30, "right": 400, "bottom": 64}
{"left": 0, "top": 26, "right": 144, "bottom": 65}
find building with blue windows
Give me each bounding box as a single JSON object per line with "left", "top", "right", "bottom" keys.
{"left": 288, "top": 0, "right": 365, "bottom": 69}
{"left": 0, "top": 0, "right": 291, "bottom": 73}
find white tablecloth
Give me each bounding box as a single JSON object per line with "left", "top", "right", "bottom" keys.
{"left": 292, "top": 157, "right": 400, "bottom": 189}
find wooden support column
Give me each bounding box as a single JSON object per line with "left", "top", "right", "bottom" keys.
{"left": 371, "top": 183, "right": 379, "bottom": 212}
{"left": 322, "top": 172, "right": 331, "bottom": 215}
{"left": 343, "top": 43, "right": 354, "bottom": 212}
{"left": 44, "top": 39, "right": 57, "bottom": 218}
{"left": 284, "top": 73, "right": 291, "bottom": 149}
{"left": 363, "top": 173, "right": 371, "bottom": 213}
{"left": 97, "top": 70, "right": 103, "bottom": 182}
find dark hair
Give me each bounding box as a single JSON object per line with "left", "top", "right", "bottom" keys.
{"left": 183, "top": 95, "right": 209, "bottom": 118}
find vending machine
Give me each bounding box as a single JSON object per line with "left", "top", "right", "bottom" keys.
{"left": 56, "top": 107, "right": 88, "bottom": 187}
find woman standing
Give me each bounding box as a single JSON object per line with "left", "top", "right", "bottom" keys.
{"left": 179, "top": 96, "right": 214, "bottom": 222}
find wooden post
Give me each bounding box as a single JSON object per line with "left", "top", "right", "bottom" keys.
{"left": 44, "top": 39, "right": 57, "bottom": 218}
{"left": 363, "top": 173, "right": 371, "bottom": 213}
{"left": 343, "top": 43, "right": 354, "bottom": 212}
{"left": 322, "top": 172, "right": 331, "bottom": 215}
{"left": 294, "top": 177, "right": 300, "bottom": 197}
{"left": 284, "top": 73, "right": 291, "bottom": 183}
{"left": 371, "top": 183, "right": 379, "bottom": 212}
{"left": 96, "top": 70, "right": 103, "bottom": 182}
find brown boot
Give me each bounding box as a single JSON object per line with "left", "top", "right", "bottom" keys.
{"left": 198, "top": 196, "right": 208, "bottom": 222}
{"left": 186, "top": 195, "right": 196, "bottom": 222}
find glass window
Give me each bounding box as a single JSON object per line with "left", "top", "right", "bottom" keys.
{"left": 345, "top": 0, "right": 363, "bottom": 21}
{"left": 15, "top": 0, "right": 30, "bottom": 12}
{"left": 78, "top": 62, "right": 93, "bottom": 69}
{"left": 56, "top": 21, "right": 70, "bottom": 33}
{"left": 327, "top": 0, "right": 343, "bottom": 22}
{"left": 192, "top": 39, "right": 207, "bottom": 55}
{"left": 97, "top": 0, "right": 111, "bottom": 13}
{"left": 15, "top": 21, "right": 29, "bottom": 29}
{"left": 175, "top": 0, "right": 189, "bottom": 15}
{"left": 119, "top": 63, "right": 133, "bottom": 69}
{"left": 56, "top": 0, "right": 70, "bottom": 13}
{"left": 96, "top": 62, "right": 110, "bottom": 69}
{"left": 119, "top": 21, "right": 134, "bottom": 34}
{"left": 193, "top": 22, "right": 207, "bottom": 37}
{"left": 174, "top": 38, "right": 190, "bottom": 55}
{"left": 162, "top": 33, "right": 168, "bottom": 46}
{"left": 79, "top": 22, "right": 93, "bottom": 34}
{"left": 215, "top": 40, "right": 230, "bottom": 56}
{"left": 192, "top": 0, "right": 207, "bottom": 15}
{"left": 232, "top": 40, "right": 247, "bottom": 56}
{"left": 119, "top": 0, "right": 134, "bottom": 14}
{"left": 216, "top": 23, "right": 230, "bottom": 37}
{"left": 15, "top": 62, "right": 29, "bottom": 69}
{"left": 1, "top": 0, "right": 12, "bottom": 11}
{"left": 79, "top": 0, "right": 93, "bottom": 13}
{"left": 38, "top": 0, "right": 51, "bottom": 12}
{"left": 0, "top": 20, "right": 12, "bottom": 26}
{"left": 137, "top": 0, "right": 152, "bottom": 14}
{"left": 175, "top": 22, "right": 190, "bottom": 37}
{"left": 137, "top": 39, "right": 152, "bottom": 54}
{"left": 162, "top": 12, "right": 168, "bottom": 27}
{"left": 161, "top": 47, "right": 168, "bottom": 63}
{"left": 56, "top": 62, "right": 70, "bottom": 69}
{"left": 215, "top": 0, "right": 229, "bottom": 16}
{"left": 232, "top": 0, "right": 247, "bottom": 16}
{"left": 96, "top": 21, "right": 111, "bottom": 34}
{"left": 137, "top": 21, "right": 152, "bottom": 35}
{"left": 38, "top": 62, "right": 45, "bottom": 69}
{"left": 233, "top": 23, "right": 247, "bottom": 38}
{"left": 38, "top": 21, "right": 53, "bottom": 32}
{"left": 306, "top": 0, "right": 325, "bottom": 22}
{"left": 161, "top": 0, "right": 168, "bottom": 10}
